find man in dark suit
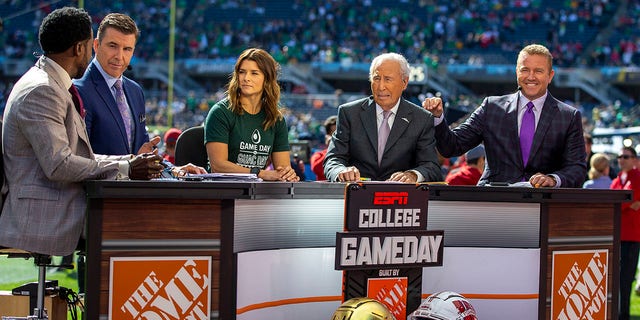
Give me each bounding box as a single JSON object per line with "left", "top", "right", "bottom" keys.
{"left": 324, "top": 53, "right": 442, "bottom": 183}
{"left": 74, "top": 13, "right": 152, "bottom": 155}
{"left": 424, "top": 44, "right": 586, "bottom": 188}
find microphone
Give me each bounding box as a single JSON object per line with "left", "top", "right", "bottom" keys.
{"left": 517, "top": 86, "right": 522, "bottom": 91}
{"left": 127, "top": 65, "right": 132, "bottom": 71}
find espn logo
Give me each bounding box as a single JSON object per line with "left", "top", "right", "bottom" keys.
{"left": 373, "top": 192, "right": 408, "bottom": 205}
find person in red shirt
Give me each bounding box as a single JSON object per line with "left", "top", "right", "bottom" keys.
{"left": 162, "top": 128, "right": 181, "bottom": 164}
{"left": 445, "top": 144, "right": 485, "bottom": 186}
{"left": 610, "top": 146, "right": 640, "bottom": 320}
{"left": 310, "top": 115, "right": 337, "bottom": 181}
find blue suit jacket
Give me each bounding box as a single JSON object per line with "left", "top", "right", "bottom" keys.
{"left": 324, "top": 96, "right": 442, "bottom": 182}
{"left": 435, "top": 92, "right": 587, "bottom": 187}
{"left": 74, "top": 61, "right": 148, "bottom": 155}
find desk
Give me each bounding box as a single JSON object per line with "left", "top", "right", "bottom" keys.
{"left": 84, "top": 182, "right": 630, "bottom": 319}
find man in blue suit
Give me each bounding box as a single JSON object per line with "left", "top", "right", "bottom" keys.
{"left": 423, "top": 44, "right": 586, "bottom": 188}
{"left": 75, "top": 13, "right": 154, "bottom": 155}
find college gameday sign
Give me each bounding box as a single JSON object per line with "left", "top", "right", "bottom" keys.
{"left": 109, "top": 256, "right": 211, "bottom": 320}
{"left": 551, "top": 250, "right": 608, "bottom": 320}
{"left": 335, "top": 183, "right": 443, "bottom": 320}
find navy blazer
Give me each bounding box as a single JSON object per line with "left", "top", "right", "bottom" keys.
{"left": 74, "top": 61, "right": 149, "bottom": 155}
{"left": 435, "top": 92, "right": 587, "bottom": 187}
{"left": 324, "top": 96, "right": 442, "bottom": 182}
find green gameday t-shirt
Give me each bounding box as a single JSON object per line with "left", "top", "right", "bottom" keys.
{"left": 204, "top": 98, "right": 290, "bottom": 169}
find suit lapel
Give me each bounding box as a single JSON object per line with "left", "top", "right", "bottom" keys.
{"left": 41, "top": 58, "right": 92, "bottom": 149}
{"left": 530, "top": 95, "right": 558, "bottom": 160}
{"left": 90, "top": 63, "right": 131, "bottom": 153}
{"left": 385, "top": 99, "right": 411, "bottom": 154}
{"left": 506, "top": 94, "right": 525, "bottom": 167}
{"left": 360, "top": 98, "right": 379, "bottom": 153}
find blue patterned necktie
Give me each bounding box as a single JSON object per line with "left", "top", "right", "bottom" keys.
{"left": 113, "top": 79, "right": 132, "bottom": 149}
{"left": 378, "top": 110, "right": 391, "bottom": 165}
{"left": 520, "top": 101, "right": 535, "bottom": 166}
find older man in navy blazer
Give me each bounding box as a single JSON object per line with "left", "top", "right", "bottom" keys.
{"left": 324, "top": 53, "right": 442, "bottom": 183}
{"left": 424, "top": 44, "right": 586, "bottom": 188}
{"left": 74, "top": 13, "right": 152, "bottom": 155}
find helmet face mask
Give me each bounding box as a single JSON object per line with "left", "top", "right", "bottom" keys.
{"left": 331, "top": 297, "right": 397, "bottom": 320}
{"left": 409, "top": 291, "right": 477, "bottom": 320}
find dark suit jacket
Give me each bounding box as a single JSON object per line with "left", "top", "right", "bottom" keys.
{"left": 74, "top": 61, "right": 148, "bottom": 155}
{"left": 324, "top": 96, "right": 442, "bottom": 182}
{"left": 435, "top": 92, "right": 587, "bottom": 187}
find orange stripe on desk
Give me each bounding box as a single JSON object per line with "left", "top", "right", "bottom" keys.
{"left": 237, "top": 295, "right": 343, "bottom": 314}
{"left": 237, "top": 293, "right": 539, "bottom": 314}
{"left": 422, "top": 293, "right": 539, "bottom": 300}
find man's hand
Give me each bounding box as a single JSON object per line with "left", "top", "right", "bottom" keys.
{"left": 529, "top": 173, "right": 557, "bottom": 188}
{"left": 171, "top": 163, "right": 207, "bottom": 177}
{"left": 137, "top": 136, "right": 161, "bottom": 155}
{"left": 388, "top": 171, "right": 418, "bottom": 183}
{"left": 337, "top": 166, "right": 361, "bottom": 182}
{"left": 422, "top": 97, "right": 444, "bottom": 118}
{"left": 129, "top": 153, "right": 164, "bottom": 180}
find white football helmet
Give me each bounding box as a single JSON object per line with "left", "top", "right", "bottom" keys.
{"left": 331, "top": 297, "right": 396, "bottom": 320}
{"left": 409, "top": 291, "right": 477, "bottom": 320}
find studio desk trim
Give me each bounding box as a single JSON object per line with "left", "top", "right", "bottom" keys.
{"left": 83, "top": 181, "right": 631, "bottom": 320}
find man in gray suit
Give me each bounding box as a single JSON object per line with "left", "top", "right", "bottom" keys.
{"left": 423, "top": 44, "right": 586, "bottom": 188}
{"left": 324, "top": 53, "right": 442, "bottom": 183}
{"left": 0, "top": 7, "right": 165, "bottom": 257}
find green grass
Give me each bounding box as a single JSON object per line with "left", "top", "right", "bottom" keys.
{"left": 0, "top": 255, "right": 82, "bottom": 319}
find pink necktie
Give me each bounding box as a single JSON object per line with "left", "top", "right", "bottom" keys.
{"left": 520, "top": 101, "right": 535, "bottom": 166}
{"left": 378, "top": 110, "right": 391, "bottom": 165}
{"left": 113, "top": 79, "right": 133, "bottom": 149}
{"left": 68, "top": 84, "right": 85, "bottom": 118}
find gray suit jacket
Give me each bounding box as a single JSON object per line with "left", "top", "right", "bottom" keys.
{"left": 324, "top": 96, "right": 442, "bottom": 182}
{"left": 435, "top": 92, "right": 587, "bottom": 187}
{"left": 0, "top": 56, "right": 123, "bottom": 256}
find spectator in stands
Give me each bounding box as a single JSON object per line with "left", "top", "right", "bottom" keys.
{"left": 310, "top": 115, "right": 337, "bottom": 181}
{"left": 162, "top": 128, "right": 181, "bottom": 164}
{"left": 204, "top": 48, "right": 299, "bottom": 181}
{"left": 610, "top": 146, "right": 640, "bottom": 320}
{"left": 584, "top": 132, "right": 616, "bottom": 180}
{"left": 582, "top": 152, "right": 612, "bottom": 189}
{"left": 75, "top": 13, "right": 155, "bottom": 156}
{"left": 445, "top": 144, "right": 485, "bottom": 186}
{"left": 324, "top": 52, "right": 443, "bottom": 183}
{"left": 423, "top": 44, "right": 587, "bottom": 188}
{"left": 0, "top": 7, "right": 165, "bottom": 257}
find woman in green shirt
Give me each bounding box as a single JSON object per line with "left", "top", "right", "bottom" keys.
{"left": 204, "top": 48, "right": 299, "bottom": 182}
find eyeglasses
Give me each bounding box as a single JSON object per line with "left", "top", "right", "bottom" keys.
{"left": 618, "top": 155, "right": 634, "bottom": 159}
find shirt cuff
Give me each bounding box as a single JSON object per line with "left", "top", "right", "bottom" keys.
{"left": 549, "top": 174, "right": 561, "bottom": 188}
{"left": 117, "top": 160, "right": 130, "bottom": 180}
{"left": 409, "top": 170, "right": 425, "bottom": 183}
{"left": 434, "top": 113, "right": 445, "bottom": 126}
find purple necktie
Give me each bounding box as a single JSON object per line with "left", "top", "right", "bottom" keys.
{"left": 114, "top": 79, "right": 133, "bottom": 149}
{"left": 68, "top": 84, "right": 85, "bottom": 119}
{"left": 378, "top": 110, "right": 391, "bottom": 165}
{"left": 520, "top": 101, "right": 535, "bottom": 166}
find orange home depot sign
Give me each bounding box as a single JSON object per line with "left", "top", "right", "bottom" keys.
{"left": 109, "top": 256, "right": 211, "bottom": 320}
{"left": 551, "top": 250, "right": 608, "bottom": 320}
{"left": 368, "top": 277, "right": 408, "bottom": 320}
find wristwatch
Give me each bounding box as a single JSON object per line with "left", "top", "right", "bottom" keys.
{"left": 250, "top": 167, "right": 260, "bottom": 175}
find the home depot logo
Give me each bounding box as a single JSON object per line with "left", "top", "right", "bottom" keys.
{"left": 551, "top": 250, "right": 608, "bottom": 320}
{"left": 368, "top": 276, "right": 408, "bottom": 319}
{"left": 109, "top": 256, "right": 211, "bottom": 320}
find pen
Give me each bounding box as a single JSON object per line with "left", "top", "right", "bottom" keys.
{"left": 360, "top": 177, "right": 371, "bottom": 181}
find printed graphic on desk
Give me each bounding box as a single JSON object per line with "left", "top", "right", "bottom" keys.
{"left": 191, "top": 173, "right": 262, "bottom": 182}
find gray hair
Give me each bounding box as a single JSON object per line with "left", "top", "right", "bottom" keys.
{"left": 369, "top": 53, "right": 411, "bottom": 82}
